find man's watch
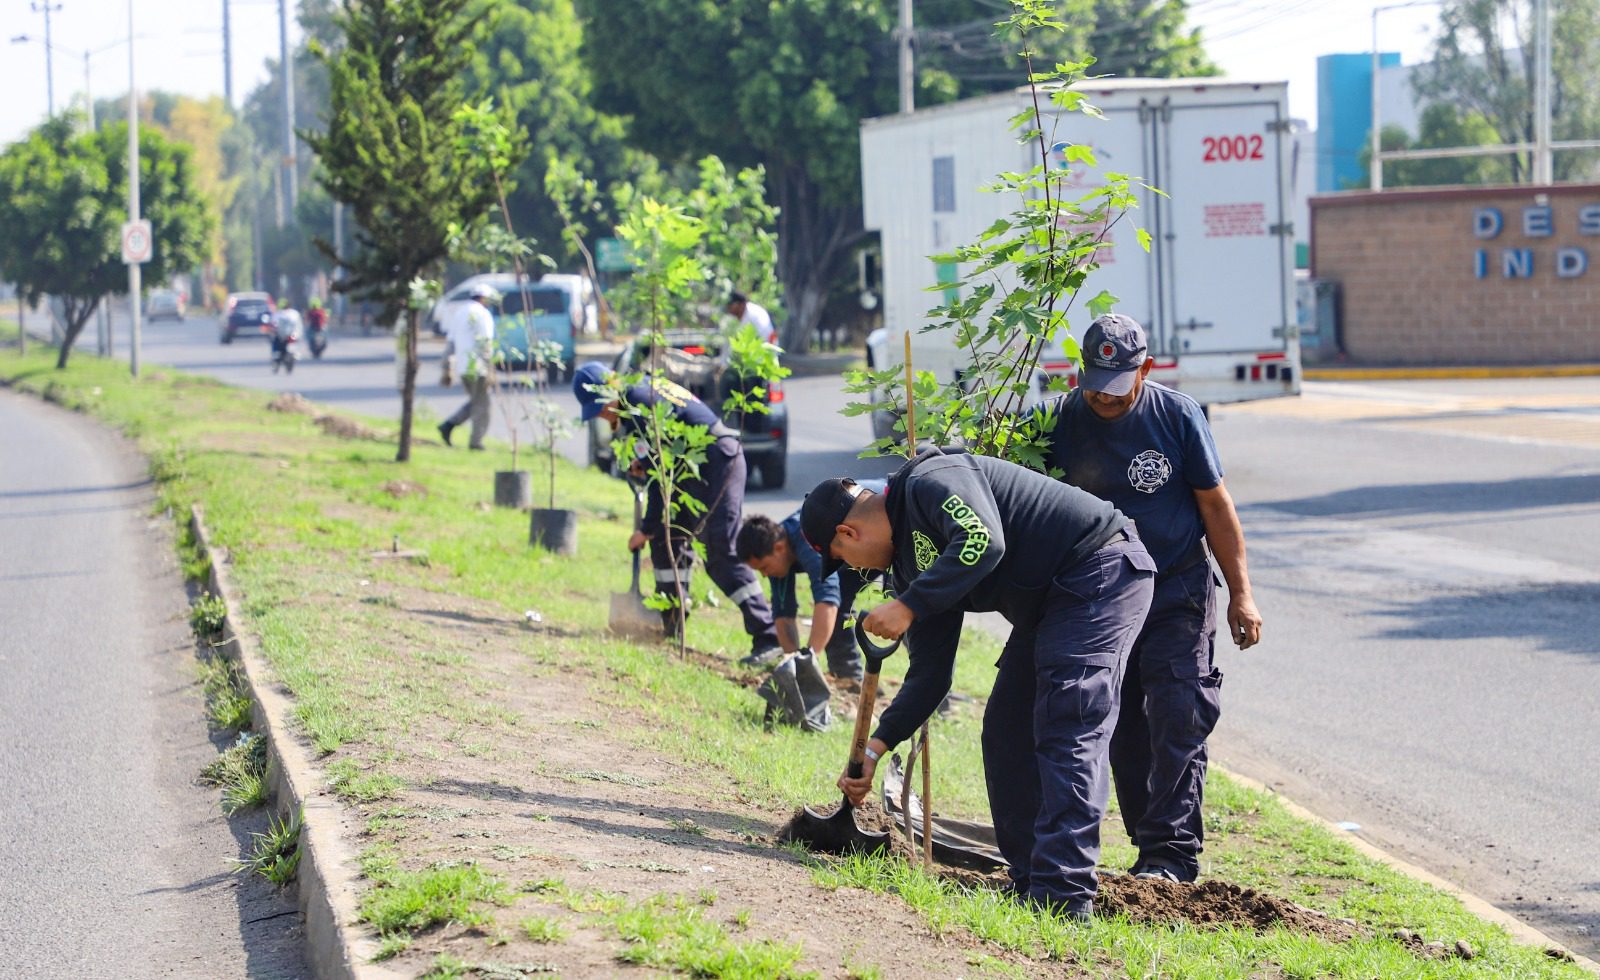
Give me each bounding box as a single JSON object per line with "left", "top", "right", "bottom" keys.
{"left": 863, "top": 745, "right": 882, "bottom": 762}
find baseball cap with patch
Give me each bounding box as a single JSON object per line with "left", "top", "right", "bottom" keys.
{"left": 1079, "top": 313, "right": 1149, "bottom": 396}
{"left": 800, "top": 478, "right": 872, "bottom": 576}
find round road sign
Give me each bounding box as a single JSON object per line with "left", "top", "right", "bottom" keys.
{"left": 121, "top": 220, "right": 153, "bottom": 265}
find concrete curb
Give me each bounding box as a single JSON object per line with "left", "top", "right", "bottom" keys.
{"left": 1304, "top": 364, "right": 1600, "bottom": 381}
{"left": 1215, "top": 763, "right": 1599, "bottom": 974}
{"left": 191, "top": 506, "right": 405, "bottom": 980}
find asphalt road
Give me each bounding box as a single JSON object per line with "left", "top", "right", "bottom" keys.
{"left": 28, "top": 305, "right": 1600, "bottom": 956}
{"left": 0, "top": 389, "right": 307, "bottom": 976}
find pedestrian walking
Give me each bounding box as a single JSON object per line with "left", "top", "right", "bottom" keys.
{"left": 573, "top": 362, "right": 781, "bottom": 659}
{"left": 802, "top": 449, "right": 1155, "bottom": 919}
{"left": 735, "top": 485, "right": 885, "bottom": 681}
{"left": 724, "top": 291, "right": 776, "bottom": 345}
{"left": 438, "top": 284, "right": 499, "bottom": 450}
{"left": 1039, "top": 312, "right": 1263, "bottom": 884}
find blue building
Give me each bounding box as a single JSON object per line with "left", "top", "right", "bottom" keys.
{"left": 1316, "top": 52, "right": 1401, "bottom": 192}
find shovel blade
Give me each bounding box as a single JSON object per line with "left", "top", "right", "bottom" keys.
{"left": 609, "top": 591, "right": 660, "bottom": 640}
{"left": 783, "top": 801, "right": 890, "bottom": 856}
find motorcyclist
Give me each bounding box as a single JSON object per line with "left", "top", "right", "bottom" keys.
{"left": 305, "top": 299, "right": 329, "bottom": 357}
{"left": 271, "top": 308, "right": 303, "bottom": 373}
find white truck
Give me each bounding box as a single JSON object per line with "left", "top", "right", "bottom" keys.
{"left": 860, "top": 77, "right": 1301, "bottom": 435}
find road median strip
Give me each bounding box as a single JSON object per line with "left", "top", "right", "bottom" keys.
{"left": 3, "top": 340, "right": 1594, "bottom": 978}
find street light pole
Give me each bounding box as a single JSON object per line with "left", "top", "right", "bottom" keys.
{"left": 1370, "top": 8, "right": 1381, "bottom": 190}
{"left": 1533, "top": 0, "right": 1553, "bottom": 184}
{"left": 127, "top": 0, "right": 142, "bottom": 379}
{"left": 32, "top": 2, "right": 63, "bottom": 115}
{"left": 897, "top": 0, "right": 914, "bottom": 114}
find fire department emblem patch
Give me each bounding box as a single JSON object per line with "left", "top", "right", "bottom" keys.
{"left": 1099, "top": 341, "right": 1117, "bottom": 361}
{"left": 913, "top": 530, "right": 938, "bottom": 571}
{"left": 1127, "top": 449, "right": 1172, "bottom": 493}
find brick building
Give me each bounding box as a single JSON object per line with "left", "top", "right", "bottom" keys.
{"left": 1311, "top": 184, "right": 1600, "bottom": 364}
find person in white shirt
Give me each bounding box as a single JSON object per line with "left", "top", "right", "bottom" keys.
{"left": 438, "top": 284, "right": 499, "bottom": 450}
{"left": 725, "top": 291, "right": 776, "bottom": 345}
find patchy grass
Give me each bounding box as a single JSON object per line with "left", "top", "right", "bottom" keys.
{"left": 198, "top": 653, "right": 255, "bottom": 733}
{"left": 239, "top": 807, "right": 303, "bottom": 887}
{"left": 519, "top": 916, "right": 566, "bottom": 944}
{"left": 4, "top": 342, "right": 1590, "bottom": 978}
{"left": 359, "top": 862, "right": 514, "bottom": 938}
{"left": 189, "top": 590, "right": 229, "bottom": 636}
{"left": 199, "top": 732, "right": 269, "bottom": 814}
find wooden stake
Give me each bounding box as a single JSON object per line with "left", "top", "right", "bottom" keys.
{"left": 901, "top": 332, "right": 934, "bottom": 872}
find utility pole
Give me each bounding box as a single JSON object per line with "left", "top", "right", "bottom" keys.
{"left": 279, "top": 0, "right": 297, "bottom": 218}
{"left": 222, "top": 0, "right": 233, "bottom": 109}
{"left": 85, "top": 49, "right": 109, "bottom": 356}
{"left": 332, "top": 202, "right": 344, "bottom": 321}
{"left": 1533, "top": 0, "right": 1553, "bottom": 184}
{"left": 897, "top": 0, "right": 914, "bottom": 114}
{"left": 127, "top": 0, "right": 142, "bottom": 379}
{"left": 32, "top": 2, "right": 62, "bottom": 115}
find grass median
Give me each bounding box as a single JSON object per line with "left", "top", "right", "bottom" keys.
{"left": 2, "top": 335, "right": 1588, "bottom": 978}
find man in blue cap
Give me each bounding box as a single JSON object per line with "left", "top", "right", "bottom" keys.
{"left": 1037, "top": 312, "right": 1263, "bottom": 885}
{"left": 573, "top": 362, "right": 780, "bottom": 659}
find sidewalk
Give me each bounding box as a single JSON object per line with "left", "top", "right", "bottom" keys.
{"left": 1304, "top": 362, "right": 1600, "bottom": 381}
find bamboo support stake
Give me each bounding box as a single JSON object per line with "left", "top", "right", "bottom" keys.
{"left": 901, "top": 332, "right": 934, "bottom": 873}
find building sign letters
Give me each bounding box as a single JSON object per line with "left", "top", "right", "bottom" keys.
{"left": 1472, "top": 203, "right": 1600, "bottom": 281}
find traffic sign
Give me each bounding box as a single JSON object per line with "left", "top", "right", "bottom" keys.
{"left": 121, "top": 219, "right": 153, "bottom": 265}
{"left": 595, "top": 236, "right": 632, "bottom": 273}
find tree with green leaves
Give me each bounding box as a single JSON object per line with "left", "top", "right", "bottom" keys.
{"left": 1354, "top": 103, "right": 1514, "bottom": 189}
{"left": 305, "top": 0, "right": 503, "bottom": 462}
{"left": 575, "top": 0, "right": 1211, "bottom": 352}
{"left": 0, "top": 117, "right": 211, "bottom": 369}
{"left": 1412, "top": 0, "right": 1600, "bottom": 182}
{"left": 844, "top": 0, "right": 1148, "bottom": 468}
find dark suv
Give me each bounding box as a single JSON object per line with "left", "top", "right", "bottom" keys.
{"left": 220, "top": 292, "right": 275, "bottom": 344}
{"left": 586, "top": 331, "right": 789, "bottom": 489}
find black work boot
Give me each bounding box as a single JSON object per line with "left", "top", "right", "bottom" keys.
{"left": 437, "top": 421, "right": 454, "bottom": 446}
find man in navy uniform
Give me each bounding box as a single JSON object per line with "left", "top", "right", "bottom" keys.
{"left": 574, "top": 361, "right": 780, "bottom": 661}
{"left": 1039, "top": 313, "right": 1263, "bottom": 884}
{"left": 734, "top": 481, "right": 886, "bottom": 681}
{"left": 802, "top": 450, "right": 1154, "bottom": 918}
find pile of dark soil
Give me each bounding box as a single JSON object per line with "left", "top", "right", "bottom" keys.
{"left": 1095, "top": 876, "right": 1360, "bottom": 942}
{"left": 314, "top": 413, "right": 378, "bottom": 440}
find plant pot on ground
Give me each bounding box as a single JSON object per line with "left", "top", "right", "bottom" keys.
{"left": 528, "top": 396, "right": 577, "bottom": 554}
{"left": 494, "top": 469, "right": 532, "bottom": 508}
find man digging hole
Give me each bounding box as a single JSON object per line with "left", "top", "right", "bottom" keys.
{"left": 1039, "top": 313, "right": 1263, "bottom": 885}
{"left": 734, "top": 484, "right": 886, "bottom": 689}
{"left": 801, "top": 450, "right": 1155, "bottom": 920}
{"left": 574, "top": 362, "right": 782, "bottom": 661}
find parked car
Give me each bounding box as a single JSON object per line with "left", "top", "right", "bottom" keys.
{"left": 586, "top": 331, "right": 789, "bottom": 489}
{"left": 145, "top": 288, "right": 186, "bottom": 321}
{"left": 496, "top": 283, "right": 577, "bottom": 382}
{"left": 221, "top": 291, "right": 275, "bottom": 344}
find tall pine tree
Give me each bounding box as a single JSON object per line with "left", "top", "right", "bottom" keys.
{"left": 305, "top": 0, "right": 500, "bottom": 461}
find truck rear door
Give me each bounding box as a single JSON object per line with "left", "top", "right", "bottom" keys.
{"left": 1155, "top": 94, "right": 1291, "bottom": 356}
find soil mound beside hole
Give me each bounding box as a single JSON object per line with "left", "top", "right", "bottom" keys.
{"left": 1096, "top": 876, "right": 1359, "bottom": 942}
{"left": 266, "top": 392, "right": 318, "bottom": 415}
{"left": 382, "top": 480, "right": 428, "bottom": 498}
{"left": 314, "top": 414, "right": 378, "bottom": 440}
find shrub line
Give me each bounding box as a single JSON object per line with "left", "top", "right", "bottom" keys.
{"left": 191, "top": 504, "right": 408, "bottom": 980}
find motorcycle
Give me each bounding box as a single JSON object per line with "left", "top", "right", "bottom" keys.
{"left": 271, "top": 309, "right": 303, "bottom": 375}
{"left": 305, "top": 304, "right": 328, "bottom": 359}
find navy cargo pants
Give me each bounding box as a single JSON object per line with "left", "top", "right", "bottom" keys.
{"left": 1108, "top": 559, "right": 1223, "bottom": 881}
{"left": 982, "top": 528, "right": 1156, "bottom": 914}
{"left": 648, "top": 436, "right": 778, "bottom": 653}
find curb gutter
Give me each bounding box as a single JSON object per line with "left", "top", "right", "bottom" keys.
{"left": 1304, "top": 364, "right": 1600, "bottom": 381}
{"left": 1216, "top": 764, "right": 1600, "bottom": 974}
{"left": 192, "top": 505, "right": 405, "bottom": 980}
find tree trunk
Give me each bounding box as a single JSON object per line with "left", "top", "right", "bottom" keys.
{"left": 54, "top": 296, "right": 100, "bottom": 370}
{"left": 771, "top": 164, "right": 868, "bottom": 353}
{"left": 396, "top": 308, "right": 419, "bottom": 462}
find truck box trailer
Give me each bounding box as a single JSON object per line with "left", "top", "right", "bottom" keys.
{"left": 860, "top": 77, "right": 1301, "bottom": 434}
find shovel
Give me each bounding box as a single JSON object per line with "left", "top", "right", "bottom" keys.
{"left": 782, "top": 620, "right": 901, "bottom": 855}
{"left": 608, "top": 489, "right": 660, "bottom": 640}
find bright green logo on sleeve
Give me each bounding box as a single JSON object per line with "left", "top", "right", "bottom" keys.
{"left": 940, "top": 494, "right": 991, "bottom": 566}
{"left": 912, "top": 531, "right": 938, "bottom": 571}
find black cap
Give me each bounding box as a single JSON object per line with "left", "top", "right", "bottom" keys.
{"left": 800, "top": 478, "right": 871, "bottom": 576}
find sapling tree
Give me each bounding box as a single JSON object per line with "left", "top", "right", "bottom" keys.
{"left": 531, "top": 394, "right": 574, "bottom": 511}
{"left": 843, "top": 0, "right": 1155, "bottom": 471}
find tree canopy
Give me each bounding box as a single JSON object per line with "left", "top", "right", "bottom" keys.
{"left": 1354, "top": 103, "right": 1513, "bottom": 189}
{"left": 1412, "top": 0, "right": 1600, "bottom": 182}
{"left": 0, "top": 117, "right": 211, "bottom": 368}
{"left": 575, "top": 0, "right": 1213, "bottom": 349}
